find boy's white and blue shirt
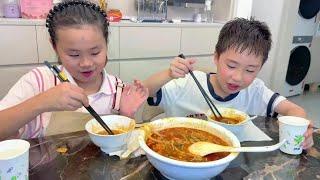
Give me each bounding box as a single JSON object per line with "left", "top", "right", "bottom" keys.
{"left": 148, "top": 71, "right": 286, "bottom": 117}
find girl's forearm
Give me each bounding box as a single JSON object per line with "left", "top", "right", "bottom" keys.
{"left": 0, "top": 94, "right": 47, "bottom": 140}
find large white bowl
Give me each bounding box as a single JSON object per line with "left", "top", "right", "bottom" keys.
{"left": 206, "top": 107, "right": 252, "bottom": 134}
{"left": 138, "top": 117, "right": 240, "bottom": 180}
{"left": 85, "top": 115, "right": 135, "bottom": 153}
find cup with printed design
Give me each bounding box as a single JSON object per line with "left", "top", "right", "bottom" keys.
{"left": 0, "top": 139, "right": 30, "bottom": 180}
{"left": 278, "top": 116, "right": 309, "bottom": 155}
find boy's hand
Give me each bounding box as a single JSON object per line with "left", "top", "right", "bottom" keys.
{"left": 303, "top": 121, "right": 314, "bottom": 149}
{"left": 169, "top": 57, "right": 196, "bottom": 79}
{"left": 40, "top": 82, "right": 89, "bottom": 112}
{"left": 119, "top": 80, "right": 149, "bottom": 118}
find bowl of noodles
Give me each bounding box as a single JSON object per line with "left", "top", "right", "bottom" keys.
{"left": 138, "top": 117, "right": 240, "bottom": 180}
{"left": 206, "top": 107, "right": 253, "bottom": 134}
{"left": 85, "top": 115, "right": 135, "bottom": 153}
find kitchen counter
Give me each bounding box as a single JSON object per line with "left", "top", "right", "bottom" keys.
{"left": 27, "top": 115, "right": 320, "bottom": 180}
{"left": 0, "top": 18, "right": 224, "bottom": 27}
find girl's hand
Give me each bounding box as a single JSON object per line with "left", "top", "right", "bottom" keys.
{"left": 169, "top": 57, "right": 196, "bottom": 79}
{"left": 119, "top": 80, "right": 149, "bottom": 118}
{"left": 40, "top": 82, "right": 89, "bottom": 112}
{"left": 303, "top": 121, "right": 314, "bottom": 149}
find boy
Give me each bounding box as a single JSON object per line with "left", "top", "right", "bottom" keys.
{"left": 143, "top": 18, "right": 313, "bottom": 149}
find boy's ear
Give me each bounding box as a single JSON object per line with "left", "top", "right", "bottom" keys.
{"left": 213, "top": 53, "right": 219, "bottom": 65}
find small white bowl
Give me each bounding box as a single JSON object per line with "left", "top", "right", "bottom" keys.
{"left": 138, "top": 117, "right": 240, "bottom": 180}
{"left": 206, "top": 107, "right": 253, "bottom": 134}
{"left": 85, "top": 115, "right": 135, "bottom": 153}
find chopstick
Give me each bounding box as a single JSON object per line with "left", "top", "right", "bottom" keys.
{"left": 44, "top": 61, "right": 114, "bottom": 135}
{"left": 178, "top": 54, "right": 223, "bottom": 120}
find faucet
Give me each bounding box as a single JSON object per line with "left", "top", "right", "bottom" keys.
{"left": 158, "top": 0, "right": 168, "bottom": 22}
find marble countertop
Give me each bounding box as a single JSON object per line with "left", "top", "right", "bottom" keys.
{"left": 28, "top": 117, "right": 320, "bottom": 180}
{"left": 0, "top": 18, "right": 224, "bottom": 27}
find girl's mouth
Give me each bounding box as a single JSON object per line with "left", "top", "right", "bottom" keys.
{"left": 227, "top": 83, "right": 240, "bottom": 91}
{"left": 81, "top": 71, "right": 93, "bottom": 78}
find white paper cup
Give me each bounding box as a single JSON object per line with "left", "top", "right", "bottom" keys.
{"left": 279, "top": 116, "right": 309, "bottom": 155}
{"left": 0, "top": 139, "right": 30, "bottom": 180}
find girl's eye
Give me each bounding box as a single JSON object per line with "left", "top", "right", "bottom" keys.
{"left": 227, "top": 65, "right": 235, "bottom": 69}
{"left": 69, "top": 54, "right": 79, "bottom": 57}
{"left": 246, "top": 69, "right": 256, "bottom": 73}
{"left": 92, "top": 51, "right": 100, "bottom": 56}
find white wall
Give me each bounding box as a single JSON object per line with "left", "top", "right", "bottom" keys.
{"left": 251, "top": 0, "right": 299, "bottom": 94}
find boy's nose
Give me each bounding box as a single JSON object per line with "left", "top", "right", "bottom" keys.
{"left": 231, "top": 70, "right": 243, "bottom": 82}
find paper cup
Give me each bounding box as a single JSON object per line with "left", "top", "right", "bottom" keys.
{"left": 0, "top": 139, "right": 30, "bottom": 180}
{"left": 279, "top": 116, "right": 309, "bottom": 155}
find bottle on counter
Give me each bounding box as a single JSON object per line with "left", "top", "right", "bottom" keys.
{"left": 204, "top": 0, "right": 214, "bottom": 23}
{"left": 3, "top": 0, "right": 21, "bottom": 18}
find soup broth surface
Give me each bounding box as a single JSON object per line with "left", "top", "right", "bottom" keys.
{"left": 210, "top": 115, "right": 244, "bottom": 124}
{"left": 146, "top": 127, "right": 230, "bottom": 162}
{"left": 96, "top": 129, "right": 125, "bottom": 135}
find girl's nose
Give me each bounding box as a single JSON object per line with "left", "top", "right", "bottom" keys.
{"left": 79, "top": 57, "right": 93, "bottom": 67}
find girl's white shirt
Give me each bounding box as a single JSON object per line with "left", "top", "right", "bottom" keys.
{"left": 0, "top": 66, "right": 118, "bottom": 139}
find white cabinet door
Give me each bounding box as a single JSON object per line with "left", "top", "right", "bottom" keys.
{"left": 0, "top": 65, "right": 37, "bottom": 99}
{"left": 105, "top": 60, "right": 120, "bottom": 77}
{"left": 193, "top": 55, "right": 217, "bottom": 73}
{"left": 0, "top": 25, "right": 38, "bottom": 65}
{"left": 180, "top": 27, "right": 221, "bottom": 56}
{"left": 119, "top": 58, "right": 171, "bottom": 83}
{"left": 108, "top": 27, "right": 119, "bottom": 60}
{"left": 36, "top": 25, "right": 57, "bottom": 63}
{"left": 119, "top": 27, "right": 181, "bottom": 59}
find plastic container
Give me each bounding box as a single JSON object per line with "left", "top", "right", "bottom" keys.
{"left": 3, "top": 0, "right": 21, "bottom": 18}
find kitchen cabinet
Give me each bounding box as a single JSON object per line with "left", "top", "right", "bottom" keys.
{"left": 119, "top": 58, "right": 171, "bottom": 83}
{"left": 36, "top": 25, "right": 57, "bottom": 63}
{"left": 0, "top": 25, "right": 38, "bottom": 65}
{"left": 119, "top": 27, "right": 181, "bottom": 59}
{"left": 0, "top": 65, "right": 37, "bottom": 98}
{"left": 180, "top": 27, "right": 221, "bottom": 56}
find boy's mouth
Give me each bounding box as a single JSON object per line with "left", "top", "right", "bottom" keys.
{"left": 227, "top": 83, "right": 240, "bottom": 91}
{"left": 81, "top": 71, "right": 93, "bottom": 78}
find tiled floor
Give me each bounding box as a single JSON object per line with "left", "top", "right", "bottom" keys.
{"left": 288, "top": 90, "right": 320, "bottom": 128}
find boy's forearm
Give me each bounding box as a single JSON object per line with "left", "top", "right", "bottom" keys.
{"left": 275, "top": 100, "right": 307, "bottom": 118}
{"left": 143, "top": 69, "right": 173, "bottom": 97}
{"left": 0, "top": 95, "right": 46, "bottom": 140}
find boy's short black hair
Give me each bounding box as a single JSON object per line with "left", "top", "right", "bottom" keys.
{"left": 215, "top": 18, "right": 272, "bottom": 64}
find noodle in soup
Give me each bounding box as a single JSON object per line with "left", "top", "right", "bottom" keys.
{"left": 96, "top": 129, "right": 124, "bottom": 135}
{"left": 210, "top": 115, "right": 244, "bottom": 124}
{"left": 146, "top": 127, "right": 230, "bottom": 162}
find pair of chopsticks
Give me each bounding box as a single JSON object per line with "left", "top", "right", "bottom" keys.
{"left": 44, "top": 61, "right": 114, "bottom": 135}
{"left": 178, "top": 54, "right": 223, "bottom": 120}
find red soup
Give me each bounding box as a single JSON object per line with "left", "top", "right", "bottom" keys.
{"left": 146, "top": 127, "right": 230, "bottom": 162}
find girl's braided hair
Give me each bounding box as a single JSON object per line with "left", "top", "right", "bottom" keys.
{"left": 46, "top": 0, "right": 109, "bottom": 46}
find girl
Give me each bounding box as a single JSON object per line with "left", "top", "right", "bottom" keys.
{"left": 0, "top": 0, "right": 148, "bottom": 140}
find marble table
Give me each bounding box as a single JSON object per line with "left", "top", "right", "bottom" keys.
{"left": 28, "top": 117, "right": 320, "bottom": 180}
